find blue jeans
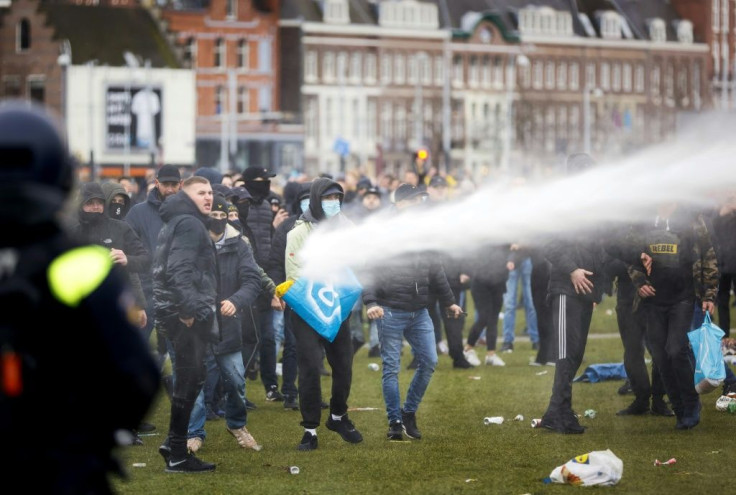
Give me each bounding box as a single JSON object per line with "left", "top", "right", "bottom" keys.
{"left": 378, "top": 307, "right": 438, "bottom": 423}
{"left": 273, "top": 310, "right": 285, "bottom": 361}
{"left": 188, "top": 349, "right": 248, "bottom": 439}
{"left": 502, "top": 257, "right": 539, "bottom": 344}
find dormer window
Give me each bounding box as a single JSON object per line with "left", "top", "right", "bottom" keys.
{"left": 518, "top": 7, "right": 573, "bottom": 36}
{"left": 379, "top": 0, "right": 438, "bottom": 30}
{"left": 324, "top": 0, "right": 350, "bottom": 25}
{"left": 676, "top": 20, "right": 694, "bottom": 44}
{"left": 598, "top": 11, "right": 623, "bottom": 40}
{"left": 649, "top": 18, "right": 667, "bottom": 43}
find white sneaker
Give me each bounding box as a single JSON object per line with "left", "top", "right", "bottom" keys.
{"left": 228, "top": 426, "right": 263, "bottom": 451}
{"left": 463, "top": 349, "right": 481, "bottom": 367}
{"left": 187, "top": 436, "right": 203, "bottom": 453}
{"left": 485, "top": 354, "right": 506, "bottom": 366}
{"left": 437, "top": 340, "right": 449, "bottom": 355}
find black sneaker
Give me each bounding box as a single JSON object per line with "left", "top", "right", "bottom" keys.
{"left": 368, "top": 345, "right": 381, "bottom": 358}
{"left": 297, "top": 431, "right": 318, "bottom": 451}
{"left": 453, "top": 359, "right": 473, "bottom": 369}
{"left": 283, "top": 395, "right": 299, "bottom": 410}
{"left": 266, "top": 385, "right": 284, "bottom": 402}
{"left": 651, "top": 397, "right": 675, "bottom": 417}
{"left": 245, "top": 398, "right": 257, "bottom": 410}
{"left": 617, "top": 379, "right": 633, "bottom": 395}
{"left": 165, "top": 453, "right": 216, "bottom": 473}
{"left": 401, "top": 409, "right": 422, "bottom": 439}
{"left": 387, "top": 420, "right": 404, "bottom": 441}
{"left": 158, "top": 439, "right": 172, "bottom": 463}
{"left": 326, "top": 414, "right": 363, "bottom": 443}
{"left": 616, "top": 400, "right": 650, "bottom": 416}
{"left": 678, "top": 401, "right": 702, "bottom": 430}
{"left": 541, "top": 414, "right": 585, "bottom": 434}
{"left": 138, "top": 422, "right": 156, "bottom": 433}
{"left": 501, "top": 342, "right": 513, "bottom": 353}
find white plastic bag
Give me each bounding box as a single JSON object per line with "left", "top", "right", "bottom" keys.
{"left": 547, "top": 449, "right": 623, "bottom": 486}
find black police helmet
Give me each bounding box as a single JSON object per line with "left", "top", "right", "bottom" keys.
{"left": 0, "top": 100, "right": 72, "bottom": 195}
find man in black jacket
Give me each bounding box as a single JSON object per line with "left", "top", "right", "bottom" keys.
{"left": 153, "top": 175, "right": 218, "bottom": 472}
{"left": 364, "top": 184, "right": 463, "bottom": 441}
{"left": 540, "top": 153, "right": 608, "bottom": 435}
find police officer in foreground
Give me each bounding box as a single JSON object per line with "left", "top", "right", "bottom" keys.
{"left": 0, "top": 101, "right": 160, "bottom": 493}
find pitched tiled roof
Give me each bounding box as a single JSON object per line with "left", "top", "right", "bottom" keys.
{"left": 41, "top": 4, "right": 180, "bottom": 68}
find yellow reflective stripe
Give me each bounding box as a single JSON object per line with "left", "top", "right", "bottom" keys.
{"left": 48, "top": 246, "right": 113, "bottom": 307}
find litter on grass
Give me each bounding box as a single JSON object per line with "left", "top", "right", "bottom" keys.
{"left": 654, "top": 458, "right": 676, "bottom": 466}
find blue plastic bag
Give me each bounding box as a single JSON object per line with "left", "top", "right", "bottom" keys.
{"left": 687, "top": 313, "right": 726, "bottom": 394}
{"left": 573, "top": 363, "right": 627, "bottom": 383}
{"left": 282, "top": 269, "right": 362, "bottom": 343}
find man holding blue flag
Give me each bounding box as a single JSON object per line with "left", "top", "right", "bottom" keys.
{"left": 284, "top": 178, "right": 363, "bottom": 451}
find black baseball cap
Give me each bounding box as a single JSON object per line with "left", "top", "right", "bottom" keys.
{"left": 242, "top": 166, "right": 276, "bottom": 181}
{"left": 157, "top": 165, "right": 181, "bottom": 183}
{"left": 364, "top": 186, "right": 381, "bottom": 198}
{"left": 393, "top": 184, "right": 428, "bottom": 203}
{"left": 428, "top": 175, "right": 448, "bottom": 188}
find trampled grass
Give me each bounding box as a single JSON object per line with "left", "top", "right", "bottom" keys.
{"left": 114, "top": 296, "right": 736, "bottom": 494}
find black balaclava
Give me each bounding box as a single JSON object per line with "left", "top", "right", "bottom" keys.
{"left": 244, "top": 180, "right": 270, "bottom": 204}
{"left": 207, "top": 194, "right": 229, "bottom": 236}
{"left": 79, "top": 182, "right": 106, "bottom": 226}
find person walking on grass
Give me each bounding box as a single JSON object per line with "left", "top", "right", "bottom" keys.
{"left": 364, "top": 184, "right": 463, "bottom": 441}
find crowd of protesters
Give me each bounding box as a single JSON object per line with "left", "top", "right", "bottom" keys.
{"left": 62, "top": 156, "right": 736, "bottom": 472}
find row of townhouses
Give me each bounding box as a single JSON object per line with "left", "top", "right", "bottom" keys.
{"left": 0, "top": 0, "right": 733, "bottom": 180}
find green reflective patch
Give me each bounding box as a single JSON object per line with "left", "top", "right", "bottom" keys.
{"left": 48, "top": 246, "right": 112, "bottom": 307}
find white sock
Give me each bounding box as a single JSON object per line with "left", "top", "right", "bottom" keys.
{"left": 305, "top": 428, "right": 317, "bottom": 436}
{"left": 331, "top": 413, "right": 344, "bottom": 421}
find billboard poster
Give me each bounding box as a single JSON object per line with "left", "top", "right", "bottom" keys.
{"left": 106, "top": 86, "right": 163, "bottom": 152}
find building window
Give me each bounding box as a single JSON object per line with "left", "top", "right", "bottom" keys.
{"left": 184, "top": 37, "right": 197, "bottom": 67}
{"left": 258, "top": 40, "right": 271, "bottom": 72}
{"left": 420, "top": 53, "right": 431, "bottom": 85}
{"left": 586, "top": 62, "right": 596, "bottom": 89}
{"left": 635, "top": 64, "right": 645, "bottom": 93}
{"left": 324, "top": 52, "right": 336, "bottom": 83}
{"left": 17, "top": 18, "right": 30, "bottom": 52}
{"left": 325, "top": 97, "right": 334, "bottom": 139}
{"left": 237, "top": 87, "right": 249, "bottom": 114}
{"left": 215, "top": 85, "right": 224, "bottom": 114}
{"left": 493, "top": 57, "right": 503, "bottom": 88}
{"left": 305, "top": 51, "right": 317, "bottom": 83}
{"left": 306, "top": 98, "right": 318, "bottom": 140}
{"left": 557, "top": 61, "right": 567, "bottom": 90}
{"left": 468, "top": 56, "right": 478, "bottom": 87}
{"left": 394, "top": 54, "right": 405, "bottom": 84}
{"left": 651, "top": 65, "right": 661, "bottom": 97}
{"left": 649, "top": 18, "right": 666, "bottom": 43}
{"left": 569, "top": 62, "right": 579, "bottom": 90}
{"left": 350, "top": 52, "right": 362, "bottom": 84}
{"left": 396, "top": 104, "right": 406, "bottom": 141}
{"left": 214, "top": 38, "right": 225, "bottom": 68}
{"left": 600, "top": 62, "right": 610, "bottom": 91}
{"left": 612, "top": 63, "right": 621, "bottom": 92}
{"left": 599, "top": 11, "right": 623, "bottom": 39}
{"left": 452, "top": 55, "right": 463, "bottom": 86}
{"left": 434, "top": 55, "right": 444, "bottom": 86}
{"left": 2, "top": 76, "right": 21, "bottom": 97}
{"left": 381, "top": 102, "right": 393, "bottom": 143}
{"left": 352, "top": 99, "right": 360, "bottom": 141}
{"left": 545, "top": 61, "right": 555, "bottom": 89}
{"left": 367, "top": 99, "right": 377, "bottom": 142}
{"left": 623, "top": 63, "right": 632, "bottom": 92}
{"left": 27, "top": 77, "right": 45, "bottom": 103}
{"left": 381, "top": 54, "right": 392, "bottom": 84}
{"left": 237, "top": 39, "right": 249, "bottom": 69}
{"left": 665, "top": 63, "right": 674, "bottom": 100}
{"left": 336, "top": 51, "right": 348, "bottom": 83}
{"left": 226, "top": 0, "right": 236, "bottom": 18}
{"left": 366, "top": 53, "right": 377, "bottom": 84}
{"left": 408, "top": 55, "right": 419, "bottom": 85}
{"left": 481, "top": 56, "right": 491, "bottom": 88}
{"left": 258, "top": 86, "right": 272, "bottom": 112}
{"left": 533, "top": 60, "right": 543, "bottom": 89}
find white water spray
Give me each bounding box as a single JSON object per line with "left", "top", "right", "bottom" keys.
{"left": 299, "top": 113, "right": 736, "bottom": 280}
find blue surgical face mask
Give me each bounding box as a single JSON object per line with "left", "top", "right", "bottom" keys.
{"left": 300, "top": 198, "right": 310, "bottom": 214}
{"left": 321, "top": 199, "right": 341, "bottom": 218}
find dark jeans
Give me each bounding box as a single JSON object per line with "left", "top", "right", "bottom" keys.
{"left": 242, "top": 300, "right": 278, "bottom": 393}
{"left": 281, "top": 306, "right": 298, "bottom": 398}
{"left": 291, "top": 312, "right": 353, "bottom": 429}
{"left": 717, "top": 272, "right": 735, "bottom": 338}
{"left": 616, "top": 300, "right": 665, "bottom": 402}
{"left": 532, "top": 260, "right": 554, "bottom": 364}
{"left": 644, "top": 299, "right": 698, "bottom": 418}
{"left": 544, "top": 294, "right": 593, "bottom": 418}
{"left": 163, "top": 317, "right": 209, "bottom": 458}
{"left": 428, "top": 287, "right": 467, "bottom": 364}
{"left": 467, "top": 280, "right": 505, "bottom": 350}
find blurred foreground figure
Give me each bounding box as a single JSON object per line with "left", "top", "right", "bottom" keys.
{"left": 0, "top": 102, "right": 160, "bottom": 493}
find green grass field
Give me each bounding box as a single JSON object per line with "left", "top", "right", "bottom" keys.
{"left": 114, "top": 295, "right": 736, "bottom": 494}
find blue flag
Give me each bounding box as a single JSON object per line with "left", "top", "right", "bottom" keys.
{"left": 282, "top": 269, "right": 362, "bottom": 342}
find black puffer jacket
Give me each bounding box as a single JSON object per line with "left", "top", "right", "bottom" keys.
{"left": 469, "top": 243, "right": 511, "bottom": 285}
{"left": 213, "top": 224, "right": 262, "bottom": 355}
{"left": 152, "top": 190, "right": 218, "bottom": 323}
{"left": 712, "top": 209, "right": 736, "bottom": 274}
{"left": 244, "top": 196, "right": 273, "bottom": 269}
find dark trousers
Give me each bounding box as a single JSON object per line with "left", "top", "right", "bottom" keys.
{"left": 616, "top": 301, "right": 666, "bottom": 402}
{"left": 428, "top": 287, "right": 467, "bottom": 364}
{"left": 544, "top": 294, "right": 593, "bottom": 417}
{"left": 241, "top": 300, "right": 278, "bottom": 393}
{"left": 717, "top": 272, "right": 735, "bottom": 338}
{"left": 531, "top": 260, "right": 554, "bottom": 364}
{"left": 281, "top": 306, "right": 298, "bottom": 398}
{"left": 645, "top": 300, "right": 699, "bottom": 418}
{"left": 467, "top": 280, "right": 505, "bottom": 350}
{"left": 165, "top": 318, "right": 209, "bottom": 458}
{"left": 291, "top": 312, "right": 353, "bottom": 429}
